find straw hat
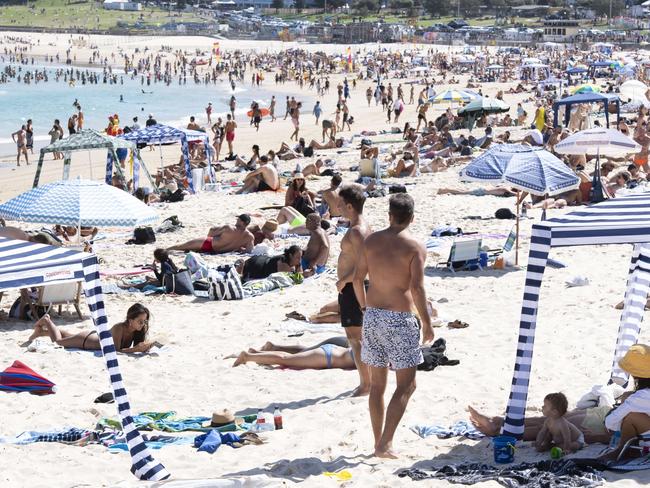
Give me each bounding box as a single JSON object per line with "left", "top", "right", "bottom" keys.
{"left": 619, "top": 344, "right": 650, "bottom": 378}
{"left": 209, "top": 409, "right": 235, "bottom": 427}
{"left": 262, "top": 219, "right": 278, "bottom": 233}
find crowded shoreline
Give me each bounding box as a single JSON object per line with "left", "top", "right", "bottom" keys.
{"left": 1, "top": 30, "right": 650, "bottom": 487}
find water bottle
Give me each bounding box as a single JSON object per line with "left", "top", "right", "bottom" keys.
{"left": 273, "top": 407, "right": 283, "bottom": 430}
{"left": 256, "top": 409, "right": 265, "bottom": 426}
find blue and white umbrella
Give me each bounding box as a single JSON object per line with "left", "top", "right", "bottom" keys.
{"left": 460, "top": 144, "right": 580, "bottom": 265}
{"left": 0, "top": 179, "right": 158, "bottom": 228}
{"left": 430, "top": 89, "right": 478, "bottom": 104}
{"left": 460, "top": 144, "right": 579, "bottom": 196}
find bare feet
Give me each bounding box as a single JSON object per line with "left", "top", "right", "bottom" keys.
{"left": 467, "top": 405, "right": 500, "bottom": 437}
{"left": 232, "top": 351, "right": 248, "bottom": 367}
{"left": 260, "top": 341, "right": 275, "bottom": 351}
{"left": 374, "top": 443, "right": 399, "bottom": 459}
{"left": 351, "top": 385, "right": 370, "bottom": 397}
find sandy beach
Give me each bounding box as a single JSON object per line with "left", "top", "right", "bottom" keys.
{"left": 1, "top": 31, "right": 649, "bottom": 487}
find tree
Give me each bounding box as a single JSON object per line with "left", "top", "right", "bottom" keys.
{"left": 176, "top": 0, "right": 186, "bottom": 11}
{"left": 589, "top": 0, "right": 624, "bottom": 17}
{"left": 422, "top": 0, "right": 452, "bottom": 17}
{"left": 353, "top": 0, "right": 379, "bottom": 14}
{"left": 271, "top": 0, "right": 284, "bottom": 11}
{"left": 294, "top": 0, "right": 305, "bottom": 12}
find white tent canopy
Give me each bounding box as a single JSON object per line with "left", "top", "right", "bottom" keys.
{"left": 0, "top": 237, "right": 168, "bottom": 481}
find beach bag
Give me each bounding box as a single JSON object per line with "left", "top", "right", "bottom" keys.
{"left": 163, "top": 269, "right": 195, "bottom": 295}
{"left": 128, "top": 226, "right": 156, "bottom": 245}
{"left": 389, "top": 185, "right": 407, "bottom": 194}
{"left": 208, "top": 265, "right": 244, "bottom": 301}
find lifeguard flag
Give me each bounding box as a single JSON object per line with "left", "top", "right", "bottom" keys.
{"left": 347, "top": 47, "right": 353, "bottom": 71}
{"left": 0, "top": 360, "right": 56, "bottom": 395}
{"left": 213, "top": 42, "right": 221, "bottom": 63}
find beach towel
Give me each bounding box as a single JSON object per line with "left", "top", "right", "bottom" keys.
{"left": 194, "top": 431, "right": 242, "bottom": 454}
{"left": 398, "top": 459, "right": 605, "bottom": 487}
{"left": 410, "top": 420, "right": 484, "bottom": 440}
{"left": 0, "top": 428, "right": 95, "bottom": 446}
{"left": 273, "top": 319, "right": 343, "bottom": 336}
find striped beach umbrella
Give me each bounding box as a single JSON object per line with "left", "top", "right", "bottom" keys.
{"left": 0, "top": 360, "right": 55, "bottom": 395}
{"left": 431, "top": 89, "right": 478, "bottom": 104}
{"left": 0, "top": 178, "right": 158, "bottom": 228}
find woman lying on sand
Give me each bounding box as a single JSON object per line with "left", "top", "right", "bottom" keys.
{"left": 27, "top": 303, "right": 154, "bottom": 353}
{"left": 231, "top": 336, "right": 354, "bottom": 370}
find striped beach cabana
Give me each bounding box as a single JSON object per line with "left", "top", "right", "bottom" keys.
{"left": 0, "top": 237, "right": 168, "bottom": 481}
{"left": 503, "top": 192, "right": 650, "bottom": 438}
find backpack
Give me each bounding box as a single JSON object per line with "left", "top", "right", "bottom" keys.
{"left": 127, "top": 226, "right": 156, "bottom": 245}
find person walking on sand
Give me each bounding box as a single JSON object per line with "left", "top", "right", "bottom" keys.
{"left": 229, "top": 96, "right": 236, "bottom": 120}
{"left": 313, "top": 101, "right": 322, "bottom": 125}
{"left": 12, "top": 125, "right": 29, "bottom": 166}
{"left": 206, "top": 102, "right": 213, "bottom": 125}
{"left": 290, "top": 102, "right": 301, "bottom": 142}
{"left": 224, "top": 114, "right": 237, "bottom": 158}
{"left": 269, "top": 95, "right": 277, "bottom": 122}
{"left": 336, "top": 184, "right": 372, "bottom": 396}
{"left": 353, "top": 193, "right": 433, "bottom": 458}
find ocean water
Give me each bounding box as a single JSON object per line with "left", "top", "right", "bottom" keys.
{"left": 0, "top": 62, "right": 287, "bottom": 155}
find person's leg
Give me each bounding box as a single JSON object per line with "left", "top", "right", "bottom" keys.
{"left": 375, "top": 367, "right": 417, "bottom": 458}
{"left": 345, "top": 325, "right": 370, "bottom": 396}
{"left": 368, "top": 365, "right": 388, "bottom": 450}
{"left": 606, "top": 413, "right": 650, "bottom": 460}
{"left": 167, "top": 239, "right": 204, "bottom": 251}
{"left": 276, "top": 206, "right": 302, "bottom": 225}
{"left": 233, "top": 349, "right": 328, "bottom": 369}
{"left": 235, "top": 178, "right": 259, "bottom": 195}
{"left": 258, "top": 341, "right": 305, "bottom": 353}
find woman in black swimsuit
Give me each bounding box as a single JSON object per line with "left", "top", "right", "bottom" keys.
{"left": 241, "top": 245, "right": 302, "bottom": 281}
{"left": 26, "top": 303, "right": 154, "bottom": 353}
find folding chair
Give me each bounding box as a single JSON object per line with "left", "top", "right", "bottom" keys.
{"left": 438, "top": 238, "right": 483, "bottom": 273}
{"left": 488, "top": 226, "right": 517, "bottom": 257}
{"left": 25, "top": 282, "right": 83, "bottom": 319}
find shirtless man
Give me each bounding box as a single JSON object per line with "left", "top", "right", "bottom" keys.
{"left": 633, "top": 123, "right": 650, "bottom": 173}
{"left": 236, "top": 156, "right": 280, "bottom": 194}
{"left": 11, "top": 125, "right": 29, "bottom": 166}
{"left": 168, "top": 214, "right": 254, "bottom": 254}
{"left": 224, "top": 114, "right": 237, "bottom": 157}
{"left": 416, "top": 102, "right": 429, "bottom": 132}
{"left": 302, "top": 213, "right": 330, "bottom": 275}
{"left": 321, "top": 174, "right": 342, "bottom": 218}
{"left": 353, "top": 193, "right": 433, "bottom": 459}
{"left": 336, "top": 184, "right": 372, "bottom": 396}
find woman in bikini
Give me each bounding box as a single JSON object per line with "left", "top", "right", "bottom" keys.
{"left": 27, "top": 303, "right": 154, "bottom": 353}
{"left": 231, "top": 336, "right": 355, "bottom": 370}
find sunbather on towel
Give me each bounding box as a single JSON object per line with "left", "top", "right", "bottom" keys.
{"left": 239, "top": 244, "right": 302, "bottom": 281}
{"left": 167, "top": 214, "right": 254, "bottom": 254}
{"left": 232, "top": 336, "right": 355, "bottom": 370}
{"left": 26, "top": 303, "right": 155, "bottom": 353}
{"left": 437, "top": 186, "right": 517, "bottom": 197}
{"left": 235, "top": 156, "right": 280, "bottom": 194}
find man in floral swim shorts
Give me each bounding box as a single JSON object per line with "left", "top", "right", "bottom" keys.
{"left": 353, "top": 193, "right": 434, "bottom": 459}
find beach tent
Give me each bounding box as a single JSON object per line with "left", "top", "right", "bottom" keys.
{"left": 0, "top": 237, "right": 168, "bottom": 480}
{"left": 119, "top": 124, "right": 215, "bottom": 193}
{"left": 502, "top": 192, "right": 650, "bottom": 438}
{"left": 552, "top": 92, "right": 620, "bottom": 128}
{"left": 32, "top": 130, "right": 154, "bottom": 191}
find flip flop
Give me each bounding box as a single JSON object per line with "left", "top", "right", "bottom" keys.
{"left": 94, "top": 392, "right": 114, "bottom": 404}
{"left": 448, "top": 320, "right": 469, "bottom": 329}
{"left": 286, "top": 311, "right": 307, "bottom": 321}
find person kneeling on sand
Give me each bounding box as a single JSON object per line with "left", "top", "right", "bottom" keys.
{"left": 232, "top": 336, "right": 355, "bottom": 370}
{"left": 26, "top": 303, "right": 155, "bottom": 353}
{"left": 236, "top": 156, "right": 280, "bottom": 194}
{"left": 168, "top": 214, "right": 254, "bottom": 254}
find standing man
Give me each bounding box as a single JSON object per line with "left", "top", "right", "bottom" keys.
{"left": 229, "top": 96, "right": 236, "bottom": 120}
{"left": 11, "top": 125, "right": 29, "bottom": 166}
{"left": 336, "top": 184, "right": 372, "bottom": 396}
{"left": 224, "top": 114, "right": 237, "bottom": 158}
{"left": 206, "top": 102, "right": 213, "bottom": 125}
{"left": 353, "top": 193, "right": 433, "bottom": 458}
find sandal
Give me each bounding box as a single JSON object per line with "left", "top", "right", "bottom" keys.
{"left": 285, "top": 311, "right": 307, "bottom": 321}
{"left": 448, "top": 320, "right": 469, "bottom": 329}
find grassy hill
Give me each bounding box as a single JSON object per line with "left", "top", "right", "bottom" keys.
{"left": 0, "top": 0, "right": 212, "bottom": 30}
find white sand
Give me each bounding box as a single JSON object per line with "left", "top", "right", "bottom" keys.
{"left": 0, "top": 32, "right": 648, "bottom": 487}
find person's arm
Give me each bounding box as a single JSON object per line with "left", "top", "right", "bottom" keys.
{"left": 559, "top": 419, "right": 575, "bottom": 452}
{"left": 535, "top": 420, "right": 551, "bottom": 451}
{"left": 239, "top": 233, "right": 254, "bottom": 253}
{"left": 313, "top": 235, "right": 330, "bottom": 268}
{"left": 285, "top": 187, "right": 294, "bottom": 207}
{"left": 352, "top": 238, "right": 368, "bottom": 309}
{"left": 605, "top": 390, "right": 650, "bottom": 432}
{"left": 110, "top": 324, "right": 152, "bottom": 353}
{"left": 410, "top": 243, "right": 433, "bottom": 344}
{"left": 11, "top": 131, "right": 17, "bottom": 142}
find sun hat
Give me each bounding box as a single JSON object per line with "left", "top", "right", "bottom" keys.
{"left": 209, "top": 409, "right": 235, "bottom": 427}
{"left": 619, "top": 344, "right": 650, "bottom": 378}
{"left": 292, "top": 172, "right": 306, "bottom": 180}
{"left": 262, "top": 219, "right": 278, "bottom": 233}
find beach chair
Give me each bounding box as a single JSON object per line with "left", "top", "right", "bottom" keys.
{"left": 438, "top": 238, "right": 483, "bottom": 273}
{"left": 25, "top": 282, "right": 83, "bottom": 319}
{"left": 609, "top": 433, "right": 650, "bottom": 470}
{"left": 359, "top": 158, "right": 379, "bottom": 178}
{"left": 488, "top": 226, "right": 517, "bottom": 257}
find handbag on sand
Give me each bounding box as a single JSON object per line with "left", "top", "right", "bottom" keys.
{"left": 163, "top": 269, "right": 194, "bottom": 295}
{"left": 208, "top": 265, "right": 244, "bottom": 301}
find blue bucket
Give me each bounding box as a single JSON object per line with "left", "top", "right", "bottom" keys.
{"left": 493, "top": 435, "right": 516, "bottom": 464}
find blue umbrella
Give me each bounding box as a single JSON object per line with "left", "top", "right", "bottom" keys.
{"left": 460, "top": 144, "right": 579, "bottom": 196}
{"left": 459, "top": 144, "right": 579, "bottom": 264}
{"left": 0, "top": 179, "right": 158, "bottom": 229}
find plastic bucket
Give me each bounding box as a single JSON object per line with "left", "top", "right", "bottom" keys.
{"left": 493, "top": 435, "right": 516, "bottom": 464}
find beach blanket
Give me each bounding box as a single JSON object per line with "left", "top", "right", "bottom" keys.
{"left": 398, "top": 459, "right": 605, "bottom": 487}
{"left": 410, "top": 420, "right": 484, "bottom": 440}
{"left": 273, "top": 319, "right": 343, "bottom": 336}
{"left": 100, "top": 267, "right": 150, "bottom": 277}
{"left": 0, "top": 428, "right": 97, "bottom": 446}
{"left": 98, "top": 411, "right": 257, "bottom": 433}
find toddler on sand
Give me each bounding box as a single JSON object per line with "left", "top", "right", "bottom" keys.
{"left": 535, "top": 392, "right": 584, "bottom": 453}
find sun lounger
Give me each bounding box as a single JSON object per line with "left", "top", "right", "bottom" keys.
{"left": 437, "top": 238, "right": 483, "bottom": 273}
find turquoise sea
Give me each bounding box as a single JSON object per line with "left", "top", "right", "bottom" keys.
{"left": 0, "top": 62, "right": 285, "bottom": 155}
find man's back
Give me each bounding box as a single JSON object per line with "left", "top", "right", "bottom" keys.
{"left": 365, "top": 228, "right": 422, "bottom": 313}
